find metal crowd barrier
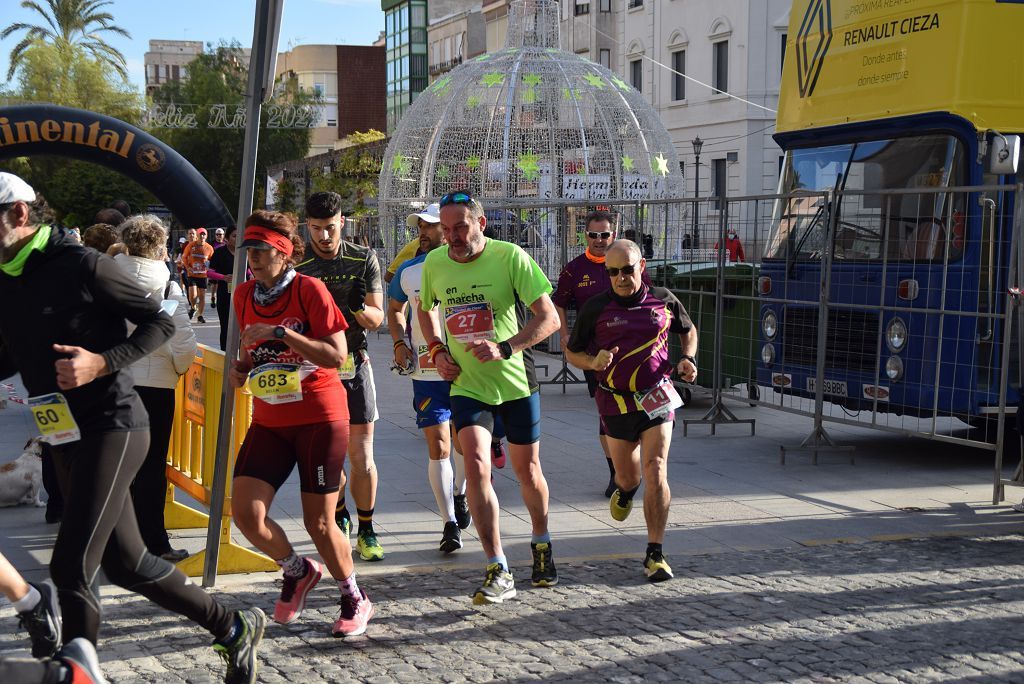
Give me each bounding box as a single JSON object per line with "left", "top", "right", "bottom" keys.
{"left": 164, "top": 344, "right": 277, "bottom": 577}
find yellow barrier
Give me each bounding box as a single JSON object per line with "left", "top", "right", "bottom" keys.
{"left": 163, "top": 344, "right": 277, "bottom": 576}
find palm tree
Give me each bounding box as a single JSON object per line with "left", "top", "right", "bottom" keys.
{"left": 2, "top": 0, "right": 131, "bottom": 81}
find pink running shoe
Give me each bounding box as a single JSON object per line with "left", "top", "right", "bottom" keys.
{"left": 491, "top": 439, "right": 507, "bottom": 469}
{"left": 274, "top": 558, "right": 322, "bottom": 624}
{"left": 332, "top": 590, "right": 374, "bottom": 637}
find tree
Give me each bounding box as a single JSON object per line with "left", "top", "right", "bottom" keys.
{"left": 149, "top": 43, "right": 315, "bottom": 218}
{"left": 1, "top": 0, "right": 131, "bottom": 81}
{"left": 0, "top": 42, "right": 150, "bottom": 224}
{"left": 309, "top": 130, "right": 386, "bottom": 216}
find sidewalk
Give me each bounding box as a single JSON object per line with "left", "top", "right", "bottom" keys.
{"left": 1, "top": 304, "right": 1022, "bottom": 681}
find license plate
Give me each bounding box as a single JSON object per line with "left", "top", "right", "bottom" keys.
{"left": 806, "top": 377, "right": 847, "bottom": 397}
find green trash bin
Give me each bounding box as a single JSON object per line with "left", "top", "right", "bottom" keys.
{"left": 649, "top": 260, "right": 760, "bottom": 402}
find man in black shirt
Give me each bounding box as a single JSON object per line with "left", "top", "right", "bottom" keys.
{"left": 208, "top": 224, "right": 241, "bottom": 350}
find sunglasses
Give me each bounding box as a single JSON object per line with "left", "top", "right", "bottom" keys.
{"left": 606, "top": 263, "right": 639, "bottom": 277}
{"left": 439, "top": 191, "right": 474, "bottom": 207}
{"left": 587, "top": 231, "right": 612, "bottom": 239}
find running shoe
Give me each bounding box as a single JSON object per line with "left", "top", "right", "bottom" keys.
{"left": 439, "top": 521, "right": 462, "bottom": 554}
{"left": 453, "top": 494, "right": 471, "bottom": 529}
{"left": 530, "top": 542, "right": 558, "bottom": 587}
{"left": 472, "top": 563, "right": 516, "bottom": 605}
{"left": 160, "top": 548, "right": 190, "bottom": 563}
{"left": 274, "top": 558, "right": 322, "bottom": 624}
{"left": 491, "top": 440, "right": 507, "bottom": 469}
{"left": 356, "top": 530, "right": 384, "bottom": 561}
{"left": 18, "top": 579, "right": 61, "bottom": 658}
{"left": 604, "top": 474, "right": 617, "bottom": 498}
{"left": 336, "top": 512, "right": 352, "bottom": 538}
{"left": 57, "top": 638, "right": 106, "bottom": 684}
{"left": 197, "top": 315, "right": 206, "bottom": 324}
{"left": 609, "top": 488, "right": 634, "bottom": 522}
{"left": 644, "top": 550, "right": 674, "bottom": 582}
{"left": 332, "top": 589, "right": 374, "bottom": 637}
{"left": 213, "top": 607, "right": 265, "bottom": 684}
{"left": 188, "top": 306, "right": 196, "bottom": 319}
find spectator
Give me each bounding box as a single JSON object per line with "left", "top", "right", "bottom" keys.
{"left": 115, "top": 214, "right": 198, "bottom": 563}
{"left": 715, "top": 229, "right": 746, "bottom": 262}
{"left": 81, "top": 223, "right": 118, "bottom": 253}
{"left": 93, "top": 208, "right": 124, "bottom": 227}
{"left": 110, "top": 199, "right": 131, "bottom": 217}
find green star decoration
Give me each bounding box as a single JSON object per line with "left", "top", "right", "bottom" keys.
{"left": 467, "top": 95, "right": 481, "bottom": 107}
{"left": 518, "top": 152, "right": 541, "bottom": 181}
{"left": 621, "top": 155, "right": 635, "bottom": 172}
{"left": 584, "top": 73, "right": 606, "bottom": 89}
{"left": 522, "top": 74, "right": 542, "bottom": 88}
{"left": 611, "top": 75, "right": 631, "bottom": 92}
{"left": 391, "top": 152, "right": 410, "bottom": 176}
{"left": 436, "top": 165, "right": 451, "bottom": 181}
{"left": 473, "top": 53, "right": 491, "bottom": 62}
{"left": 466, "top": 155, "right": 481, "bottom": 171}
{"left": 432, "top": 75, "right": 452, "bottom": 93}
{"left": 562, "top": 87, "right": 576, "bottom": 100}
{"left": 481, "top": 72, "right": 505, "bottom": 87}
{"left": 652, "top": 153, "right": 669, "bottom": 177}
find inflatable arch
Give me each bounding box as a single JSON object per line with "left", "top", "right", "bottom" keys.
{"left": 0, "top": 104, "right": 234, "bottom": 229}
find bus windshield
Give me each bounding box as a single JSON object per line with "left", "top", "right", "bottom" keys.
{"left": 764, "top": 134, "right": 967, "bottom": 262}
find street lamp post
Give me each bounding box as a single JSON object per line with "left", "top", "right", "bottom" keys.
{"left": 691, "top": 136, "right": 703, "bottom": 248}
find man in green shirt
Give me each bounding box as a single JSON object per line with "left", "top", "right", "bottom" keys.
{"left": 417, "top": 191, "right": 560, "bottom": 604}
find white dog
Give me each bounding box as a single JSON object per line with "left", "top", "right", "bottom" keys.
{"left": 0, "top": 437, "right": 45, "bottom": 507}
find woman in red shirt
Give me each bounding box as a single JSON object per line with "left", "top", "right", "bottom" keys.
{"left": 228, "top": 210, "right": 374, "bottom": 637}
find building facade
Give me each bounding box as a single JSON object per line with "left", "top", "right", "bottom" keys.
{"left": 143, "top": 40, "right": 203, "bottom": 96}
{"left": 276, "top": 44, "right": 386, "bottom": 157}
{"left": 621, "top": 0, "right": 790, "bottom": 200}
{"left": 427, "top": 1, "right": 486, "bottom": 83}
{"left": 382, "top": 0, "right": 429, "bottom": 134}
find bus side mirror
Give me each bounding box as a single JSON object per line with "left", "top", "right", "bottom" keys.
{"left": 990, "top": 134, "right": 1020, "bottom": 175}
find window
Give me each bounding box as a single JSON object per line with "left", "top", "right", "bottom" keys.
{"left": 630, "top": 59, "right": 642, "bottom": 92}
{"left": 712, "top": 158, "right": 727, "bottom": 209}
{"left": 325, "top": 104, "right": 338, "bottom": 127}
{"left": 575, "top": 0, "right": 590, "bottom": 15}
{"left": 671, "top": 50, "right": 685, "bottom": 100}
{"left": 713, "top": 40, "right": 728, "bottom": 93}
{"left": 628, "top": 0, "right": 643, "bottom": 8}
{"left": 600, "top": 0, "right": 611, "bottom": 11}
{"left": 780, "top": 33, "right": 787, "bottom": 74}
{"left": 599, "top": 49, "right": 610, "bottom": 69}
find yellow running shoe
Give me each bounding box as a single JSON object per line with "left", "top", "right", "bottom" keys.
{"left": 609, "top": 488, "right": 634, "bottom": 522}
{"left": 357, "top": 530, "right": 384, "bottom": 561}
{"left": 644, "top": 550, "right": 673, "bottom": 582}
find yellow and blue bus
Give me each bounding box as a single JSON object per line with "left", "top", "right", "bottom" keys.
{"left": 758, "top": 0, "right": 1023, "bottom": 423}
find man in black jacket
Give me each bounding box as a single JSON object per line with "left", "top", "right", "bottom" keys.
{"left": 0, "top": 172, "right": 263, "bottom": 684}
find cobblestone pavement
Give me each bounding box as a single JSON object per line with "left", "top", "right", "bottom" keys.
{"left": 3, "top": 534, "right": 1023, "bottom": 683}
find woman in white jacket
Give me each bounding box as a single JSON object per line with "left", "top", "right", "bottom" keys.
{"left": 116, "top": 215, "right": 198, "bottom": 562}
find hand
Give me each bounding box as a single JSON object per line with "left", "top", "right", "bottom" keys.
{"left": 240, "top": 323, "right": 278, "bottom": 347}
{"left": 559, "top": 337, "right": 568, "bottom": 353}
{"left": 228, "top": 360, "right": 251, "bottom": 388}
{"left": 592, "top": 346, "right": 619, "bottom": 371}
{"left": 394, "top": 343, "right": 414, "bottom": 370}
{"left": 677, "top": 358, "right": 698, "bottom": 383}
{"left": 466, "top": 339, "right": 502, "bottom": 362}
{"left": 435, "top": 350, "right": 461, "bottom": 381}
{"left": 53, "top": 344, "right": 108, "bottom": 390}
{"left": 346, "top": 278, "right": 367, "bottom": 313}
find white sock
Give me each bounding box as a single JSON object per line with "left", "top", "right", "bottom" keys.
{"left": 452, "top": 450, "right": 467, "bottom": 495}
{"left": 12, "top": 584, "right": 41, "bottom": 613}
{"left": 428, "top": 458, "right": 456, "bottom": 523}
{"left": 275, "top": 551, "right": 307, "bottom": 579}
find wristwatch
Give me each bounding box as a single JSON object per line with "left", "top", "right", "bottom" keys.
{"left": 681, "top": 354, "right": 697, "bottom": 368}
{"left": 498, "top": 340, "right": 514, "bottom": 360}
{"left": 273, "top": 325, "right": 286, "bottom": 339}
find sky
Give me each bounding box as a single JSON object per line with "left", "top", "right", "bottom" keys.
{"left": 0, "top": 0, "right": 385, "bottom": 91}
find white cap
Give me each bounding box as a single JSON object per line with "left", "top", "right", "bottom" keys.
{"left": 406, "top": 203, "right": 441, "bottom": 229}
{"left": 178, "top": 237, "right": 187, "bottom": 243}
{"left": 0, "top": 172, "right": 36, "bottom": 204}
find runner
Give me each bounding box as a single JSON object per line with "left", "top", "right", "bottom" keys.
{"left": 210, "top": 227, "right": 227, "bottom": 308}
{"left": 417, "top": 190, "right": 560, "bottom": 604}
{"left": 182, "top": 227, "right": 214, "bottom": 322}
{"left": 553, "top": 209, "right": 650, "bottom": 497}
{"left": 0, "top": 551, "right": 59, "bottom": 658}
{"left": 565, "top": 239, "right": 698, "bottom": 582}
{"left": 383, "top": 203, "right": 438, "bottom": 284}
{"left": 229, "top": 209, "right": 373, "bottom": 637}
{"left": 386, "top": 211, "right": 470, "bottom": 553}
{"left": 207, "top": 225, "right": 244, "bottom": 351}
{"left": 296, "top": 192, "right": 386, "bottom": 562}
{"left": 0, "top": 172, "right": 263, "bottom": 683}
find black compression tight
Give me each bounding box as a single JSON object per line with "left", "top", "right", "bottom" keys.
{"left": 51, "top": 430, "right": 234, "bottom": 644}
